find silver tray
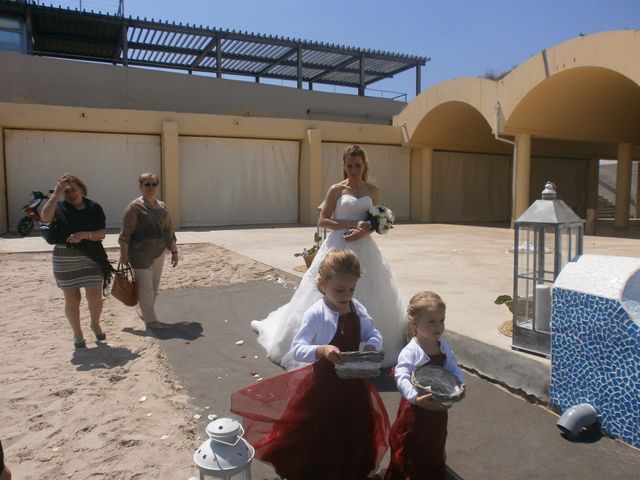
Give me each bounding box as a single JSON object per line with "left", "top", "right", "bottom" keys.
{"left": 411, "top": 365, "right": 463, "bottom": 405}
{"left": 335, "top": 351, "right": 384, "bottom": 379}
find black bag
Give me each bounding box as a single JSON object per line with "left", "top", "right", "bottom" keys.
{"left": 41, "top": 203, "right": 68, "bottom": 245}
{"left": 41, "top": 220, "right": 60, "bottom": 245}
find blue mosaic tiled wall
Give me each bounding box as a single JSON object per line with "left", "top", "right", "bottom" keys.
{"left": 551, "top": 288, "right": 640, "bottom": 447}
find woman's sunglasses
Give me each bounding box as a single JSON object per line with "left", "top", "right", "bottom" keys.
{"left": 143, "top": 182, "right": 158, "bottom": 187}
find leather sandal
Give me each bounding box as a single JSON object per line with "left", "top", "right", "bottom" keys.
{"left": 91, "top": 327, "right": 106, "bottom": 341}
{"left": 74, "top": 339, "right": 87, "bottom": 349}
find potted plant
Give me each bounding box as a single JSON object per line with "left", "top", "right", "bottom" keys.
{"left": 294, "top": 231, "right": 323, "bottom": 268}
{"left": 494, "top": 294, "right": 514, "bottom": 311}
{"left": 494, "top": 295, "right": 532, "bottom": 317}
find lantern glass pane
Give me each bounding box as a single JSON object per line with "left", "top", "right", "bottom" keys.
{"left": 558, "top": 225, "right": 579, "bottom": 277}
{"left": 514, "top": 224, "right": 534, "bottom": 329}
{"left": 515, "top": 276, "right": 533, "bottom": 328}
{"left": 516, "top": 226, "right": 534, "bottom": 281}
{"left": 535, "top": 226, "right": 556, "bottom": 283}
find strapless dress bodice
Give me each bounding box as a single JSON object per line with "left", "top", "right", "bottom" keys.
{"left": 334, "top": 195, "right": 372, "bottom": 222}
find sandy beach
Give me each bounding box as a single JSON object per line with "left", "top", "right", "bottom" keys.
{"left": 0, "top": 243, "right": 289, "bottom": 479}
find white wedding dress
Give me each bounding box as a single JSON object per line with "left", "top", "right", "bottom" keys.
{"left": 251, "top": 194, "right": 407, "bottom": 370}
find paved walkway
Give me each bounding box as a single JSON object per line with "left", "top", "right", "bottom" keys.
{"left": 156, "top": 281, "right": 640, "bottom": 480}
{"left": 1, "top": 223, "right": 638, "bottom": 400}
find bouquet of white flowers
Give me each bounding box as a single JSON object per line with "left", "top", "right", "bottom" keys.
{"left": 366, "top": 204, "right": 395, "bottom": 234}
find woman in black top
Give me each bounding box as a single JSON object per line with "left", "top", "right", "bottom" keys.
{"left": 41, "top": 173, "right": 113, "bottom": 349}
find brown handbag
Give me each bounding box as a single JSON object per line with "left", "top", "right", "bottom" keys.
{"left": 111, "top": 262, "right": 138, "bottom": 306}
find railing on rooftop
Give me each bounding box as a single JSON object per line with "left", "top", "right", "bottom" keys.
{"left": 0, "top": 0, "right": 427, "bottom": 99}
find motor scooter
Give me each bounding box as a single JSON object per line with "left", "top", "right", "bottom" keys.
{"left": 17, "top": 190, "right": 52, "bottom": 236}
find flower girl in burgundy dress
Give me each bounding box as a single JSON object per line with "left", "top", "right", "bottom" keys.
{"left": 233, "top": 249, "right": 389, "bottom": 480}
{"left": 385, "top": 291, "right": 466, "bottom": 480}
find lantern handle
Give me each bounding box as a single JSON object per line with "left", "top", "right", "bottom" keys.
{"left": 541, "top": 181, "right": 556, "bottom": 200}
{"left": 207, "top": 423, "right": 244, "bottom": 446}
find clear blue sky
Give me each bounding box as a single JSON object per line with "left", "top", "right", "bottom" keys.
{"left": 65, "top": 0, "right": 639, "bottom": 100}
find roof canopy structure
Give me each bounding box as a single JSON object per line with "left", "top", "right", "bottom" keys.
{"left": 0, "top": 0, "right": 428, "bottom": 98}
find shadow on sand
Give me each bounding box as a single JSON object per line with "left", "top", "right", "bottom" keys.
{"left": 71, "top": 342, "right": 140, "bottom": 371}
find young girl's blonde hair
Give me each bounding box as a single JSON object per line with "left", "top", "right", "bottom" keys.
{"left": 317, "top": 249, "right": 361, "bottom": 292}
{"left": 407, "top": 291, "right": 446, "bottom": 337}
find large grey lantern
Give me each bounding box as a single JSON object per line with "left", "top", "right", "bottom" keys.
{"left": 512, "top": 181, "right": 584, "bottom": 357}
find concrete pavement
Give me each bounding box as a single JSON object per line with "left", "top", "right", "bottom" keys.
{"left": 155, "top": 281, "right": 640, "bottom": 479}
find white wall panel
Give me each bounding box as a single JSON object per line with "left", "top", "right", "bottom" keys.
{"left": 179, "top": 137, "right": 299, "bottom": 226}
{"left": 321, "top": 143, "right": 410, "bottom": 219}
{"left": 5, "top": 130, "right": 161, "bottom": 230}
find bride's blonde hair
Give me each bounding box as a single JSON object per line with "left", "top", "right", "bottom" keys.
{"left": 342, "top": 144, "right": 369, "bottom": 182}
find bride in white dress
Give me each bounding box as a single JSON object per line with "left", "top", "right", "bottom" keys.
{"left": 251, "top": 145, "right": 407, "bottom": 370}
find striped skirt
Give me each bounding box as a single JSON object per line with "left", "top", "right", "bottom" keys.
{"left": 52, "top": 244, "right": 103, "bottom": 290}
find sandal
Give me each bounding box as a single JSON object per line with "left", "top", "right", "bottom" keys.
{"left": 74, "top": 339, "right": 87, "bottom": 349}
{"left": 91, "top": 327, "right": 106, "bottom": 341}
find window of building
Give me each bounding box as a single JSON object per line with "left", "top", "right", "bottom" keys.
{"left": 0, "top": 17, "right": 25, "bottom": 53}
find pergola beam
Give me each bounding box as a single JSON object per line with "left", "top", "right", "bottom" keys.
{"left": 0, "top": 1, "right": 427, "bottom": 95}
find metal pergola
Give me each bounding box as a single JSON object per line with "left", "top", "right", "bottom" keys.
{"left": 0, "top": 0, "right": 429, "bottom": 98}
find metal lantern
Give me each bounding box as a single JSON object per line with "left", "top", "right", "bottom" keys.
{"left": 193, "top": 418, "right": 255, "bottom": 480}
{"left": 512, "top": 181, "right": 584, "bottom": 357}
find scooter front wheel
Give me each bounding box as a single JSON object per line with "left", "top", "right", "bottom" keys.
{"left": 17, "top": 216, "right": 34, "bottom": 236}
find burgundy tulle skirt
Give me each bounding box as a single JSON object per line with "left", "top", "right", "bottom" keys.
{"left": 232, "top": 360, "right": 389, "bottom": 480}
{"left": 384, "top": 397, "right": 448, "bottom": 480}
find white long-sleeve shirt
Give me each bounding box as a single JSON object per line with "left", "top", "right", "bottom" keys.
{"left": 395, "top": 337, "right": 465, "bottom": 404}
{"left": 291, "top": 298, "right": 383, "bottom": 363}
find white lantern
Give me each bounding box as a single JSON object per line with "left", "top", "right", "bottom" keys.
{"left": 193, "top": 418, "right": 255, "bottom": 480}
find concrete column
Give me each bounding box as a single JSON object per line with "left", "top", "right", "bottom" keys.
{"left": 410, "top": 147, "right": 433, "bottom": 222}
{"left": 0, "top": 126, "right": 6, "bottom": 234}
{"left": 513, "top": 133, "right": 531, "bottom": 220}
{"left": 299, "top": 128, "right": 322, "bottom": 225}
{"left": 585, "top": 158, "right": 599, "bottom": 234}
{"left": 161, "top": 121, "right": 181, "bottom": 228}
{"left": 614, "top": 143, "right": 632, "bottom": 228}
